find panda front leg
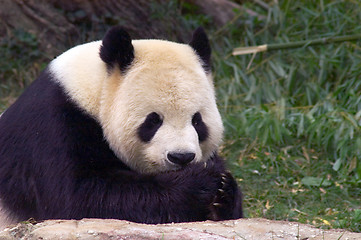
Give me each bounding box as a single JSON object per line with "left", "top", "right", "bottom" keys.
{"left": 152, "top": 157, "right": 243, "bottom": 223}
{"left": 64, "top": 156, "right": 242, "bottom": 223}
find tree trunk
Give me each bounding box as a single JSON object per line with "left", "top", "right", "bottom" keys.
{"left": 0, "top": 0, "right": 243, "bottom": 57}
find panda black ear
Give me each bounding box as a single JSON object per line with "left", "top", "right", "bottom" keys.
{"left": 189, "top": 27, "right": 211, "bottom": 73}
{"left": 100, "top": 26, "right": 134, "bottom": 72}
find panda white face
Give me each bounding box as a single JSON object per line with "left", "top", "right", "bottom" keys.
{"left": 99, "top": 39, "right": 223, "bottom": 174}
{"left": 51, "top": 27, "right": 223, "bottom": 174}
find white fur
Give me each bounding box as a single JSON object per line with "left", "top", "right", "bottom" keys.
{"left": 50, "top": 41, "right": 105, "bottom": 118}
{"left": 50, "top": 39, "right": 223, "bottom": 174}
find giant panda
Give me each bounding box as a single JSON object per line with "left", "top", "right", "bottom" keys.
{"left": 0, "top": 26, "right": 242, "bottom": 228}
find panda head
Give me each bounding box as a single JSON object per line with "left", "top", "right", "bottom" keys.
{"left": 97, "top": 27, "right": 224, "bottom": 174}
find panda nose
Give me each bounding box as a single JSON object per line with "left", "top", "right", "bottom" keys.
{"left": 167, "top": 152, "right": 195, "bottom": 166}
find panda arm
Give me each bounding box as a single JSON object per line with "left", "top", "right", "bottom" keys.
{"left": 67, "top": 156, "right": 234, "bottom": 223}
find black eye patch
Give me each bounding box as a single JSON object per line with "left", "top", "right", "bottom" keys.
{"left": 137, "top": 112, "right": 163, "bottom": 142}
{"left": 192, "top": 112, "right": 209, "bottom": 142}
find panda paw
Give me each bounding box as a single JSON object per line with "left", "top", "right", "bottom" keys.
{"left": 208, "top": 171, "right": 243, "bottom": 220}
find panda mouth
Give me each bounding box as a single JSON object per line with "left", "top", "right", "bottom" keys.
{"left": 164, "top": 159, "right": 183, "bottom": 171}
{"left": 163, "top": 158, "right": 195, "bottom": 172}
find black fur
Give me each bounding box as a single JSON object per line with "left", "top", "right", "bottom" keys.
{"left": 137, "top": 112, "right": 163, "bottom": 143}
{"left": 189, "top": 27, "right": 212, "bottom": 72}
{"left": 138, "top": 111, "right": 209, "bottom": 144}
{"left": 100, "top": 26, "right": 134, "bottom": 72}
{"left": 192, "top": 112, "right": 209, "bottom": 142}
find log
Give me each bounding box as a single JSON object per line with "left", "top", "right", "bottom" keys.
{"left": 0, "top": 218, "right": 360, "bottom": 240}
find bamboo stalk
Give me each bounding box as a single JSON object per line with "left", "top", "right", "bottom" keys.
{"left": 232, "top": 34, "right": 361, "bottom": 56}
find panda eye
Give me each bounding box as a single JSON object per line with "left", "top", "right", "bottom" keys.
{"left": 137, "top": 112, "right": 163, "bottom": 142}
{"left": 149, "top": 112, "right": 162, "bottom": 125}
{"left": 192, "top": 112, "right": 202, "bottom": 126}
{"left": 192, "top": 112, "right": 209, "bottom": 142}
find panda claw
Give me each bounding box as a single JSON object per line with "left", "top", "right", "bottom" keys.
{"left": 218, "top": 188, "right": 224, "bottom": 193}
{"left": 212, "top": 203, "right": 221, "bottom": 207}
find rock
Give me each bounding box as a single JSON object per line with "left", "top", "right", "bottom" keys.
{"left": 0, "top": 218, "right": 360, "bottom": 240}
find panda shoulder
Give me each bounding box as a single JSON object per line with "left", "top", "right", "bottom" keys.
{"left": 49, "top": 41, "right": 107, "bottom": 118}
{"left": 50, "top": 41, "right": 104, "bottom": 78}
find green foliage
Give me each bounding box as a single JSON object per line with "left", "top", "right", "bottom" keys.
{"left": 212, "top": 0, "right": 361, "bottom": 231}
{"left": 0, "top": 29, "right": 48, "bottom": 112}
{"left": 150, "top": 0, "right": 211, "bottom": 40}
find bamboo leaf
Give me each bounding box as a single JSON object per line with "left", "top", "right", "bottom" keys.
{"left": 333, "top": 158, "right": 342, "bottom": 171}
{"left": 301, "top": 176, "right": 332, "bottom": 187}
